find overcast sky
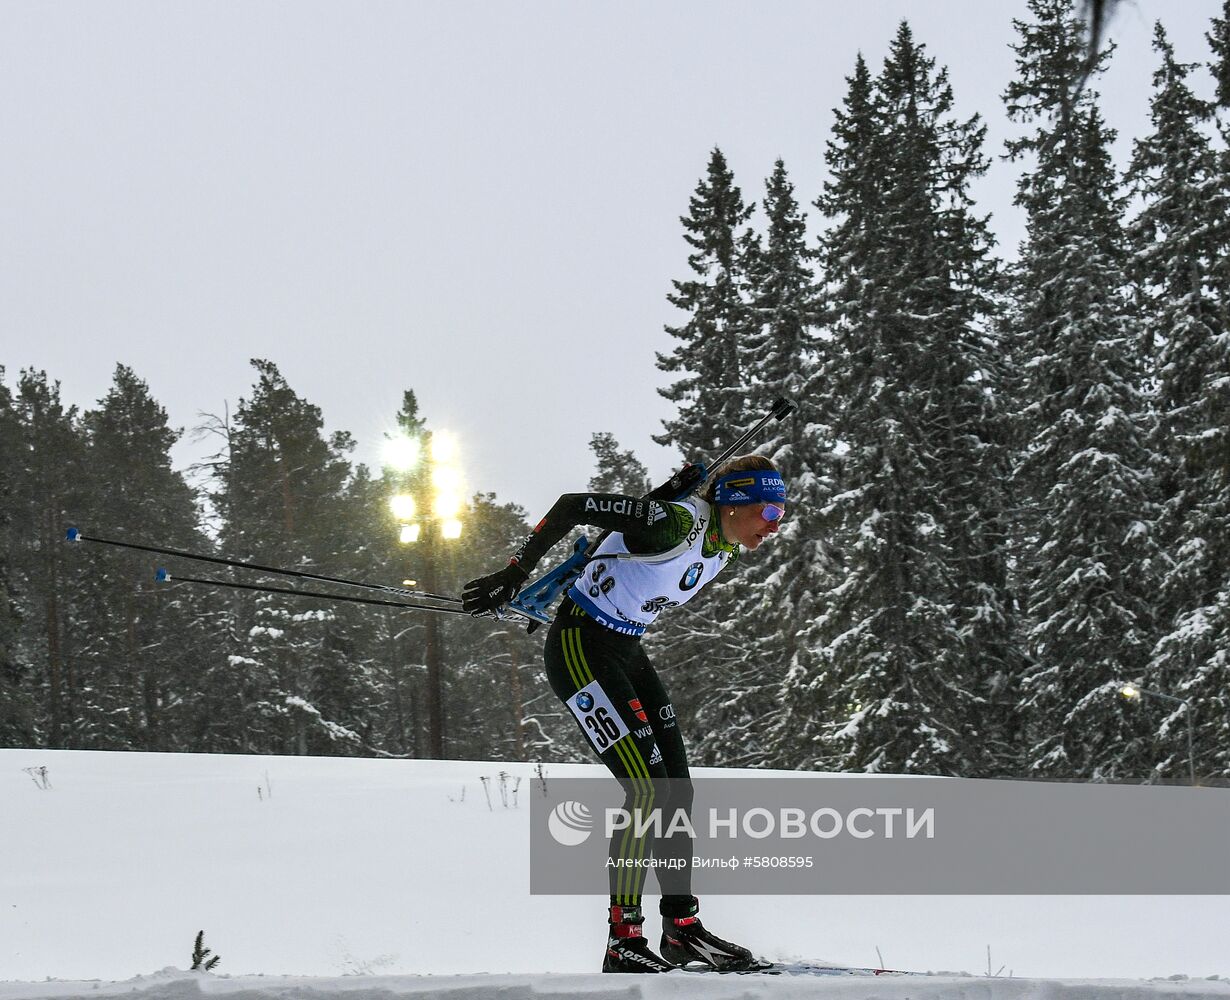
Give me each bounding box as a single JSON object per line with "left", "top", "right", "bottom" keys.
{"left": 1, "top": 1, "right": 1222, "bottom": 521}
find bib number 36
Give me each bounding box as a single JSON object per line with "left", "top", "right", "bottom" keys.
{"left": 566, "top": 680, "right": 630, "bottom": 753}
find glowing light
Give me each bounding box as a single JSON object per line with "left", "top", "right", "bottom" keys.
{"left": 430, "top": 431, "right": 459, "bottom": 464}
{"left": 402, "top": 580, "right": 418, "bottom": 587}
{"left": 385, "top": 427, "right": 465, "bottom": 542}
{"left": 389, "top": 494, "right": 416, "bottom": 520}
{"left": 1120, "top": 684, "right": 1141, "bottom": 700}
{"left": 382, "top": 435, "right": 421, "bottom": 472}
{"left": 431, "top": 464, "right": 463, "bottom": 492}
{"left": 434, "top": 492, "right": 464, "bottom": 520}
{"left": 431, "top": 464, "right": 465, "bottom": 517}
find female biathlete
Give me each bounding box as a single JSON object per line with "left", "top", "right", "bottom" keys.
{"left": 462, "top": 455, "right": 787, "bottom": 974}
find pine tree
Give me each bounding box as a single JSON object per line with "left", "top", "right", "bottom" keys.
{"left": 697, "top": 160, "right": 834, "bottom": 767}
{"left": 771, "top": 56, "right": 880, "bottom": 769}
{"left": 587, "top": 432, "right": 651, "bottom": 496}
{"left": 1003, "top": 0, "right": 1164, "bottom": 780}
{"left": 209, "top": 360, "right": 356, "bottom": 754}
{"left": 797, "top": 26, "right": 1016, "bottom": 776}
{"left": 1128, "top": 24, "right": 1230, "bottom": 780}
{"left": 648, "top": 149, "right": 758, "bottom": 762}
{"left": 655, "top": 147, "right": 756, "bottom": 460}
{"left": 0, "top": 370, "right": 37, "bottom": 745}
{"left": 744, "top": 160, "right": 817, "bottom": 411}
{"left": 61, "top": 367, "right": 213, "bottom": 749}
{"left": 9, "top": 371, "right": 89, "bottom": 746}
{"left": 216, "top": 359, "right": 352, "bottom": 564}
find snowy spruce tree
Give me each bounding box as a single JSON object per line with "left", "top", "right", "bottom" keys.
{"left": 799, "top": 26, "right": 1017, "bottom": 777}
{"left": 695, "top": 159, "right": 836, "bottom": 767}
{"left": 771, "top": 55, "right": 881, "bottom": 771}
{"left": 1002, "top": 0, "right": 1165, "bottom": 780}
{"left": 655, "top": 146, "right": 756, "bottom": 460}
{"left": 648, "top": 148, "right": 758, "bottom": 762}
{"left": 1209, "top": 0, "right": 1230, "bottom": 108}
{"left": 1127, "top": 24, "right": 1230, "bottom": 780}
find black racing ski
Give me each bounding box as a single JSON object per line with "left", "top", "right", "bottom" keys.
{"left": 685, "top": 960, "right": 918, "bottom": 977}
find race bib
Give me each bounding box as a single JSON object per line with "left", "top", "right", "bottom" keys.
{"left": 566, "top": 680, "right": 631, "bottom": 753}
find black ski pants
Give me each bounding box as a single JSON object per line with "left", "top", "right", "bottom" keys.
{"left": 544, "top": 598, "right": 697, "bottom": 918}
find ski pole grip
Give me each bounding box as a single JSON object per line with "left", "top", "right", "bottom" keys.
{"left": 771, "top": 397, "right": 797, "bottom": 421}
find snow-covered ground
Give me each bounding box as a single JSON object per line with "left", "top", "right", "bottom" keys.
{"left": 3, "top": 969, "right": 1230, "bottom": 1000}
{"left": 2, "top": 749, "right": 1227, "bottom": 1000}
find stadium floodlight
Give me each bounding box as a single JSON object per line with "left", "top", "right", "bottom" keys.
{"left": 382, "top": 434, "right": 421, "bottom": 472}
{"left": 389, "top": 494, "right": 416, "bottom": 521}
{"left": 429, "top": 430, "right": 459, "bottom": 464}
{"left": 385, "top": 427, "right": 466, "bottom": 761}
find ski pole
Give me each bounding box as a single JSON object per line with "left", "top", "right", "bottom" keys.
{"left": 65, "top": 528, "right": 461, "bottom": 605}
{"left": 152, "top": 568, "right": 480, "bottom": 616}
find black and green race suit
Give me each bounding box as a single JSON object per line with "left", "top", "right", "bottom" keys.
{"left": 513, "top": 492, "right": 739, "bottom": 918}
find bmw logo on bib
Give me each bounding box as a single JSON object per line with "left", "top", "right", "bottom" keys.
{"left": 575, "top": 691, "right": 595, "bottom": 711}
{"left": 679, "top": 562, "right": 704, "bottom": 591}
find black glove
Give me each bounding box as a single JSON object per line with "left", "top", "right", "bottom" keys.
{"left": 462, "top": 563, "right": 528, "bottom": 616}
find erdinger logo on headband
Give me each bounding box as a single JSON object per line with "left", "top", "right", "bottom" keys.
{"left": 715, "top": 468, "right": 788, "bottom": 506}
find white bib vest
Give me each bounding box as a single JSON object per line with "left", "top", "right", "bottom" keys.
{"left": 566, "top": 498, "right": 732, "bottom": 636}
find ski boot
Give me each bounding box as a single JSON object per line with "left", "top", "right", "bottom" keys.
{"left": 602, "top": 905, "right": 676, "bottom": 973}
{"left": 659, "top": 914, "right": 763, "bottom": 971}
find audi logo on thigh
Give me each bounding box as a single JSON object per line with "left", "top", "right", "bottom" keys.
{"left": 659, "top": 704, "right": 676, "bottom": 721}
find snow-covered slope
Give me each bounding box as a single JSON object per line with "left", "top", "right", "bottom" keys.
{"left": 2, "top": 749, "right": 1227, "bottom": 997}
